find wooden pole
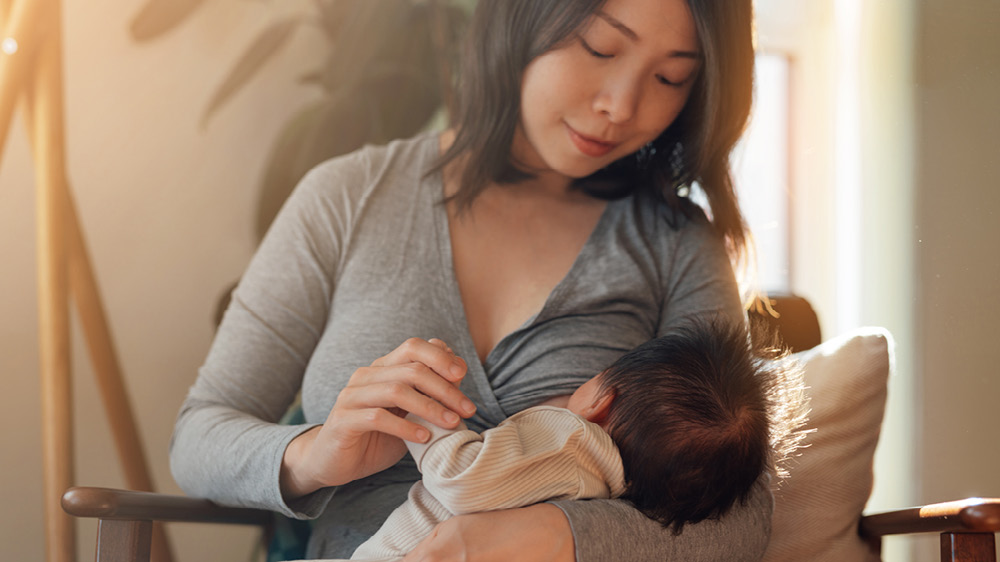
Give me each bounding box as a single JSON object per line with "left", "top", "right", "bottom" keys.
{"left": 18, "top": 1, "right": 173, "bottom": 560}
{"left": 0, "top": 0, "right": 51, "bottom": 160}
{"left": 29, "top": 0, "right": 74, "bottom": 559}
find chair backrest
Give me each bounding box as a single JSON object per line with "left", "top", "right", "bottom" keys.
{"left": 749, "top": 294, "right": 823, "bottom": 352}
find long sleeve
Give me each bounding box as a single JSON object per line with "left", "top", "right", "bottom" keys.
{"left": 405, "top": 407, "right": 625, "bottom": 515}
{"left": 165, "top": 132, "right": 772, "bottom": 559}
{"left": 552, "top": 475, "right": 774, "bottom": 562}
{"left": 168, "top": 155, "right": 362, "bottom": 519}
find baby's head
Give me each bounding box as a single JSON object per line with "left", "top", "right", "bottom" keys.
{"left": 568, "top": 318, "right": 800, "bottom": 533}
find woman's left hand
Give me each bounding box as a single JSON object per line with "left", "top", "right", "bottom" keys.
{"left": 401, "top": 504, "right": 574, "bottom": 562}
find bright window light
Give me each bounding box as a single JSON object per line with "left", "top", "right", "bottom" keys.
{"left": 733, "top": 53, "right": 792, "bottom": 293}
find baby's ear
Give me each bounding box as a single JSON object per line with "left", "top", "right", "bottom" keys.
{"left": 584, "top": 390, "right": 615, "bottom": 424}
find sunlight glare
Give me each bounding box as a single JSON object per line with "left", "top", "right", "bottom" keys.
{"left": 1, "top": 38, "right": 18, "bottom": 55}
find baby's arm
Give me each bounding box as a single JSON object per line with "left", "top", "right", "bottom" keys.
{"left": 404, "top": 407, "right": 624, "bottom": 515}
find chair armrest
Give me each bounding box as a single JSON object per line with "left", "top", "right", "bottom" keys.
{"left": 860, "top": 497, "right": 1000, "bottom": 537}
{"left": 62, "top": 486, "right": 272, "bottom": 526}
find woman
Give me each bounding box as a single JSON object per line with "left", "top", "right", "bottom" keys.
{"left": 170, "top": 0, "right": 769, "bottom": 560}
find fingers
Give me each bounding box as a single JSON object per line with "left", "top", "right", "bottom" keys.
{"left": 334, "top": 338, "right": 476, "bottom": 447}
{"left": 334, "top": 407, "right": 432, "bottom": 445}
{"left": 427, "top": 338, "right": 452, "bottom": 353}
{"left": 308, "top": 338, "right": 477, "bottom": 487}
{"left": 373, "top": 337, "right": 468, "bottom": 384}
{"left": 343, "top": 362, "right": 476, "bottom": 428}
{"left": 428, "top": 338, "right": 465, "bottom": 390}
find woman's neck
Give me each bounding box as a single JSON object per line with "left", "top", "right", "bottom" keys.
{"left": 439, "top": 128, "right": 582, "bottom": 203}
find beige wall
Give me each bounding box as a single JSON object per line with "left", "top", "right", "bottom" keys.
{"left": 912, "top": 0, "right": 1000, "bottom": 560}
{"left": 775, "top": 1, "right": 1000, "bottom": 559}
{"left": 0, "top": 0, "right": 318, "bottom": 559}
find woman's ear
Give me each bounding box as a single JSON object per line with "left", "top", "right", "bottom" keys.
{"left": 583, "top": 390, "right": 615, "bottom": 424}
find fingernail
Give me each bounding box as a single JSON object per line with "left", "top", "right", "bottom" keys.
{"left": 416, "top": 428, "right": 430, "bottom": 442}
{"left": 443, "top": 411, "right": 460, "bottom": 424}
{"left": 450, "top": 361, "right": 464, "bottom": 378}
{"left": 461, "top": 399, "right": 476, "bottom": 415}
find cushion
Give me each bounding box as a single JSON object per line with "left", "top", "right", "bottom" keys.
{"left": 763, "top": 327, "right": 893, "bottom": 562}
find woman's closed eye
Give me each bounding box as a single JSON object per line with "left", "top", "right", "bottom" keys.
{"left": 580, "top": 38, "right": 612, "bottom": 59}
{"left": 580, "top": 37, "right": 690, "bottom": 88}
{"left": 656, "top": 75, "right": 684, "bottom": 87}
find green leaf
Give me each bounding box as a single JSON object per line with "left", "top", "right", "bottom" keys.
{"left": 129, "top": 0, "right": 208, "bottom": 41}
{"left": 312, "top": 0, "right": 353, "bottom": 42}
{"left": 254, "top": 92, "right": 373, "bottom": 241}
{"left": 358, "top": 61, "right": 439, "bottom": 139}
{"left": 250, "top": 0, "right": 473, "bottom": 239}
{"left": 200, "top": 17, "right": 303, "bottom": 130}
{"left": 298, "top": 70, "right": 325, "bottom": 86}
{"left": 254, "top": 102, "right": 325, "bottom": 241}
{"left": 320, "top": 0, "right": 413, "bottom": 92}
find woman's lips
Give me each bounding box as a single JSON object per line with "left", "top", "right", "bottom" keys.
{"left": 565, "top": 124, "right": 617, "bottom": 158}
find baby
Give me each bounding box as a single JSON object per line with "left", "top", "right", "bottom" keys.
{"left": 321, "top": 318, "right": 804, "bottom": 562}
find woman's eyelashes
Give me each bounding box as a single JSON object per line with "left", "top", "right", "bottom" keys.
{"left": 580, "top": 38, "right": 612, "bottom": 59}
{"left": 656, "top": 75, "right": 683, "bottom": 87}
{"left": 579, "top": 38, "right": 688, "bottom": 88}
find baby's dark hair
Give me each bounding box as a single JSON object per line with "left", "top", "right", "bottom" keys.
{"left": 599, "top": 317, "right": 805, "bottom": 533}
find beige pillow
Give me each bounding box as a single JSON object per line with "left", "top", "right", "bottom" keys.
{"left": 763, "top": 328, "right": 893, "bottom": 562}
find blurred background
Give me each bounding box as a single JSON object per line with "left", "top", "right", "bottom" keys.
{"left": 1, "top": 0, "right": 997, "bottom": 560}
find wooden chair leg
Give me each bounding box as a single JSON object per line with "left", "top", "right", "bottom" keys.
{"left": 96, "top": 519, "right": 152, "bottom": 562}
{"left": 941, "top": 532, "right": 997, "bottom": 562}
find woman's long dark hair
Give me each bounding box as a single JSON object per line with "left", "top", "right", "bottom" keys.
{"left": 433, "top": 0, "right": 756, "bottom": 265}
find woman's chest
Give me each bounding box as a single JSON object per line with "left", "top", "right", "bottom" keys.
{"left": 447, "top": 196, "right": 608, "bottom": 364}
{"left": 300, "top": 216, "right": 665, "bottom": 427}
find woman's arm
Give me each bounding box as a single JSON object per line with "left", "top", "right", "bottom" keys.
{"left": 402, "top": 475, "right": 772, "bottom": 562}
{"left": 403, "top": 503, "right": 575, "bottom": 562}
{"left": 170, "top": 156, "right": 473, "bottom": 518}
{"left": 170, "top": 162, "right": 355, "bottom": 517}
{"left": 552, "top": 477, "right": 773, "bottom": 561}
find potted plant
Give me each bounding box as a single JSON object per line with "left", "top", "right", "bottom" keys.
{"left": 129, "top": 0, "right": 472, "bottom": 242}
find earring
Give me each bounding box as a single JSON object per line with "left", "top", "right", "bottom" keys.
{"left": 636, "top": 141, "right": 657, "bottom": 168}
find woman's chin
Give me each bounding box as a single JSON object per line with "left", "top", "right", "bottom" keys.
{"left": 549, "top": 157, "right": 614, "bottom": 181}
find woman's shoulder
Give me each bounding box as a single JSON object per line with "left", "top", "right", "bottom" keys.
{"left": 606, "top": 190, "right": 719, "bottom": 249}
{"left": 302, "top": 132, "right": 440, "bottom": 194}
{"left": 267, "top": 132, "right": 440, "bottom": 248}
{"left": 593, "top": 191, "right": 731, "bottom": 290}
{"left": 282, "top": 132, "right": 441, "bottom": 228}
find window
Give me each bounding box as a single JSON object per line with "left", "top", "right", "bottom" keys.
{"left": 733, "top": 53, "right": 792, "bottom": 293}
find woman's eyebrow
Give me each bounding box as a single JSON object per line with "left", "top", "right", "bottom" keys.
{"left": 595, "top": 11, "right": 701, "bottom": 60}
{"left": 596, "top": 11, "right": 640, "bottom": 42}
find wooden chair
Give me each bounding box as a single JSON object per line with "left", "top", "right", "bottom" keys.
{"left": 62, "top": 295, "right": 1000, "bottom": 562}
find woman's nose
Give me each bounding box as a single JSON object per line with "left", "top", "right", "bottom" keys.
{"left": 592, "top": 76, "right": 641, "bottom": 124}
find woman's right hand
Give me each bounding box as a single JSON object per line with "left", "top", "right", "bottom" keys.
{"left": 280, "top": 338, "right": 475, "bottom": 499}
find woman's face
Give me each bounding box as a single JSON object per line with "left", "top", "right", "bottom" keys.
{"left": 514, "top": 0, "right": 701, "bottom": 183}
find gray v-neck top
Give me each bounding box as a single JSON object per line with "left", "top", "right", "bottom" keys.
{"left": 169, "top": 134, "right": 772, "bottom": 560}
